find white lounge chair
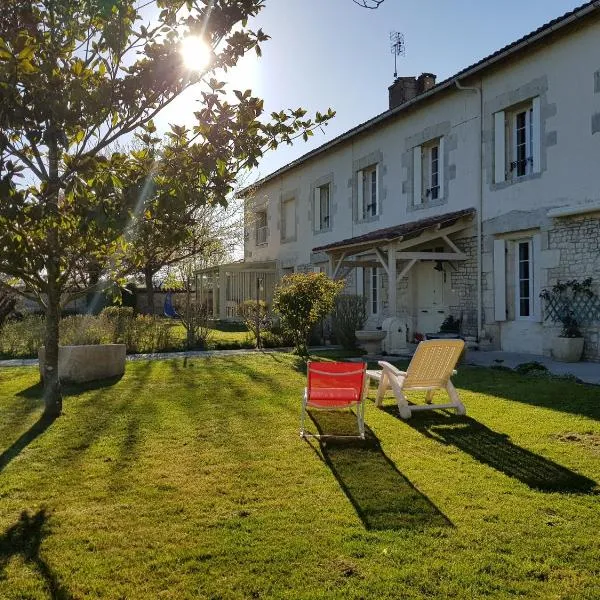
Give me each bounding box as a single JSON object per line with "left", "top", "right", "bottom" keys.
{"left": 373, "top": 339, "right": 466, "bottom": 419}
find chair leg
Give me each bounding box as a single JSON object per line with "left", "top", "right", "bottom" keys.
{"left": 300, "top": 390, "right": 307, "bottom": 438}
{"left": 446, "top": 381, "right": 466, "bottom": 415}
{"left": 375, "top": 371, "right": 388, "bottom": 407}
{"left": 395, "top": 389, "right": 412, "bottom": 420}
{"left": 357, "top": 402, "right": 365, "bottom": 439}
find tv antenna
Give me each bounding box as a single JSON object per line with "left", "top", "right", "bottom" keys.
{"left": 390, "top": 31, "right": 405, "bottom": 79}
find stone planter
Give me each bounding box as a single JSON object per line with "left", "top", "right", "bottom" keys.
{"left": 551, "top": 337, "right": 584, "bottom": 363}
{"left": 39, "top": 344, "right": 126, "bottom": 383}
{"left": 355, "top": 329, "right": 386, "bottom": 356}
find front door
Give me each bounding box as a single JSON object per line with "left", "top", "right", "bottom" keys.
{"left": 416, "top": 263, "right": 448, "bottom": 335}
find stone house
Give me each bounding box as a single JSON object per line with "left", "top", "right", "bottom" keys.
{"left": 203, "top": 1, "right": 600, "bottom": 361}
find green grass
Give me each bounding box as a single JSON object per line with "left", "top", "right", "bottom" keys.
{"left": 1, "top": 356, "right": 600, "bottom": 599}
{"left": 168, "top": 320, "right": 253, "bottom": 348}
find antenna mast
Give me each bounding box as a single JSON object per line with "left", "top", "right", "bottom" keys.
{"left": 390, "top": 31, "right": 405, "bottom": 79}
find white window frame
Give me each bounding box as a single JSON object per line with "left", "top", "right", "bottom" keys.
{"left": 515, "top": 239, "right": 535, "bottom": 320}
{"left": 314, "top": 184, "right": 331, "bottom": 231}
{"left": 358, "top": 165, "right": 379, "bottom": 219}
{"left": 364, "top": 267, "right": 379, "bottom": 315}
{"left": 494, "top": 96, "right": 541, "bottom": 184}
{"left": 255, "top": 210, "right": 268, "bottom": 246}
{"left": 414, "top": 137, "right": 444, "bottom": 205}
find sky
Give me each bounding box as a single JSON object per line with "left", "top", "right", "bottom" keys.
{"left": 157, "top": 0, "right": 585, "bottom": 184}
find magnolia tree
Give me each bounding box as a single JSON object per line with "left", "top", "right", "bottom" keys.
{"left": 273, "top": 272, "right": 345, "bottom": 358}
{"left": 0, "top": 0, "right": 334, "bottom": 416}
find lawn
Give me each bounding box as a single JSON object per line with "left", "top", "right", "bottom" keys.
{"left": 1, "top": 355, "right": 599, "bottom": 599}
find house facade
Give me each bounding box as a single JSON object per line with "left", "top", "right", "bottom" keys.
{"left": 231, "top": 2, "right": 600, "bottom": 361}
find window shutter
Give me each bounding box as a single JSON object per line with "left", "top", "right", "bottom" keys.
{"left": 438, "top": 136, "right": 445, "bottom": 199}
{"left": 493, "top": 239, "right": 506, "bottom": 321}
{"left": 532, "top": 233, "right": 542, "bottom": 321}
{"left": 531, "top": 96, "right": 541, "bottom": 174}
{"left": 313, "top": 187, "right": 320, "bottom": 230}
{"left": 494, "top": 111, "right": 506, "bottom": 183}
{"left": 375, "top": 164, "right": 380, "bottom": 215}
{"left": 357, "top": 170, "right": 364, "bottom": 219}
{"left": 413, "top": 146, "right": 422, "bottom": 205}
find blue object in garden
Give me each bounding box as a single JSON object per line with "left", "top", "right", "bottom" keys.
{"left": 164, "top": 292, "right": 178, "bottom": 318}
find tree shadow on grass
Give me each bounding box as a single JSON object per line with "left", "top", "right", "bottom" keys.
{"left": 2, "top": 374, "right": 127, "bottom": 476}
{"left": 0, "top": 413, "right": 58, "bottom": 475}
{"left": 455, "top": 367, "right": 600, "bottom": 422}
{"left": 16, "top": 374, "right": 124, "bottom": 400}
{"left": 385, "top": 408, "right": 597, "bottom": 494}
{"left": 0, "top": 508, "right": 72, "bottom": 600}
{"left": 305, "top": 410, "right": 453, "bottom": 531}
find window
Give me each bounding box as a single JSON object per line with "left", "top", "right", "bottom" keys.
{"left": 516, "top": 240, "right": 533, "bottom": 318}
{"left": 358, "top": 165, "right": 378, "bottom": 219}
{"left": 314, "top": 184, "right": 330, "bottom": 231}
{"left": 255, "top": 210, "right": 267, "bottom": 245}
{"left": 494, "top": 97, "right": 540, "bottom": 184}
{"left": 413, "top": 137, "right": 444, "bottom": 206}
{"left": 363, "top": 267, "right": 379, "bottom": 315}
{"left": 511, "top": 105, "right": 533, "bottom": 177}
{"left": 281, "top": 198, "right": 296, "bottom": 242}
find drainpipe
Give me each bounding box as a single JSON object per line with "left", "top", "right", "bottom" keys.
{"left": 455, "top": 78, "right": 483, "bottom": 342}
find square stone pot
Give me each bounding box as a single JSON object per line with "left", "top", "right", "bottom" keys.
{"left": 39, "top": 344, "right": 126, "bottom": 383}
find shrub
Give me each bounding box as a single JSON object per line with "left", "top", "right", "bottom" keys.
{"left": 273, "top": 272, "right": 345, "bottom": 358}
{"left": 59, "top": 314, "right": 112, "bottom": 346}
{"left": 331, "top": 294, "right": 367, "bottom": 349}
{"left": 237, "top": 300, "right": 270, "bottom": 348}
{"left": 124, "top": 315, "right": 175, "bottom": 354}
{"left": 101, "top": 306, "right": 134, "bottom": 343}
{"left": 440, "top": 315, "right": 461, "bottom": 334}
{"left": 0, "top": 315, "right": 45, "bottom": 358}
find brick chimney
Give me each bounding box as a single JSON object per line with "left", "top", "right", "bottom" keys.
{"left": 388, "top": 73, "right": 437, "bottom": 110}
{"left": 417, "top": 72, "right": 437, "bottom": 95}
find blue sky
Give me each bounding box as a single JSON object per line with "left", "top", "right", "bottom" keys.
{"left": 158, "top": 0, "right": 585, "bottom": 183}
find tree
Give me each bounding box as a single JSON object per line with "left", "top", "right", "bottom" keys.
{"left": 273, "top": 272, "right": 345, "bottom": 358}
{"left": 0, "top": 0, "right": 334, "bottom": 416}
{"left": 352, "top": 0, "right": 386, "bottom": 8}
{"left": 121, "top": 141, "right": 244, "bottom": 313}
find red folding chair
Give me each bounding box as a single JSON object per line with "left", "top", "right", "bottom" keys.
{"left": 301, "top": 361, "right": 368, "bottom": 439}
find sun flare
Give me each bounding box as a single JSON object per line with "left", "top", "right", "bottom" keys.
{"left": 180, "top": 35, "right": 211, "bottom": 72}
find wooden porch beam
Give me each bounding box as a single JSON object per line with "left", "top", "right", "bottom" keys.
{"left": 396, "top": 251, "right": 467, "bottom": 261}
{"left": 442, "top": 234, "right": 462, "bottom": 254}
{"left": 397, "top": 259, "right": 417, "bottom": 281}
{"left": 332, "top": 251, "right": 347, "bottom": 279}
{"left": 395, "top": 220, "right": 471, "bottom": 250}
{"left": 374, "top": 247, "right": 390, "bottom": 276}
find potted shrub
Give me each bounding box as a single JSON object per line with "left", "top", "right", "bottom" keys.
{"left": 552, "top": 312, "right": 584, "bottom": 363}
{"left": 540, "top": 278, "right": 596, "bottom": 363}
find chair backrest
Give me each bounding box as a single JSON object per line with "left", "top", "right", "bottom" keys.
{"left": 307, "top": 361, "right": 366, "bottom": 404}
{"left": 404, "top": 339, "right": 464, "bottom": 388}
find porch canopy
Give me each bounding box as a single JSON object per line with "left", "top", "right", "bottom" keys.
{"left": 313, "top": 208, "right": 476, "bottom": 315}
{"left": 196, "top": 260, "right": 278, "bottom": 320}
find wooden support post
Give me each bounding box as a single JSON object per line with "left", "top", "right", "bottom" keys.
{"left": 388, "top": 246, "right": 397, "bottom": 315}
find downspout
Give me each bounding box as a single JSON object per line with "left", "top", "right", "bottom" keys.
{"left": 455, "top": 78, "right": 483, "bottom": 342}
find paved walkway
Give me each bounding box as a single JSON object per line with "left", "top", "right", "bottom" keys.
{"left": 465, "top": 350, "right": 600, "bottom": 385}
{"left": 1, "top": 346, "right": 598, "bottom": 385}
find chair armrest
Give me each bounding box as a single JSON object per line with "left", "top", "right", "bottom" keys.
{"left": 378, "top": 361, "right": 406, "bottom": 377}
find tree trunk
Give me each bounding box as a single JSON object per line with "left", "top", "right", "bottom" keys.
{"left": 145, "top": 268, "right": 155, "bottom": 315}
{"left": 43, "top": 275, "right": 62, "bottom": 417}
{"left": 42, "top": 136, "right": 62, "bottom": 417}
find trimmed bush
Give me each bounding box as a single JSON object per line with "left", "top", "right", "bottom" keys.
{"left": 331, "top": 294, "right": 367, "bottom": 349}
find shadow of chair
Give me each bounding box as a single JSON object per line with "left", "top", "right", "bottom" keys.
{"left": 385, "top": 408, "right": 597, "bottom": 493}
{"left": 0, "top": 509, "right": 72, "bottom": 600}
{"left": 306, "top": 410, "right": 453, "bottom": 531}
